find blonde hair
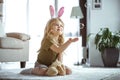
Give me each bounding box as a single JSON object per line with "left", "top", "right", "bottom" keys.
{"left": 38, "top": 18, "right": 65, "bottom": 52}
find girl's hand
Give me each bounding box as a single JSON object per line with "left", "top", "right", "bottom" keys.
{"left": 69, "top": 38, "right": 79, "bottom": 43}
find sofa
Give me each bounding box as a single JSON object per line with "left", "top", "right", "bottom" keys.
{"left": 0, "top": 32, "right": 30, "bottom": 68}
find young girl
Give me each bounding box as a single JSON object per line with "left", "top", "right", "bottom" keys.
{"left": 20, "top": 17, "right": 78, "bottom": 76}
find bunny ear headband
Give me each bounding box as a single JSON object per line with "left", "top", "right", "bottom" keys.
{"left": 49, "top": 5, "right": 64, "bottom": 18}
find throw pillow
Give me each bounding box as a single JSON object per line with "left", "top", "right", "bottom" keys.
{"left": 6, "top": 32, "right": 30, "bottom": 41}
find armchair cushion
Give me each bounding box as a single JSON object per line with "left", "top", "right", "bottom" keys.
{"left": 0, "top": 37, "right": 23, "bottom": 49}
{"left": 6, "top": 32, "right": 30, "bottom": 41}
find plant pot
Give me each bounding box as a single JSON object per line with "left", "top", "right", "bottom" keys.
{"left": 101, "top": 48, "right": 119, "bottom": 67}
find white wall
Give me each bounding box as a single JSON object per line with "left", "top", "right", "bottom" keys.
{"left": 87, "top": 0, "right": 120, "bottom": 66}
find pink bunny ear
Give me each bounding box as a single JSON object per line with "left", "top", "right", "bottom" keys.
{"left": 58, "top": 7, "right": 64, "bottom": 17}
{"left": 49, "top": 5, "right": 54, "bottom": 18}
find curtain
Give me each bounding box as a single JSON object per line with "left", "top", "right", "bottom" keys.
{"left": 4, "top": 0, "right": 28, "bottom": 33}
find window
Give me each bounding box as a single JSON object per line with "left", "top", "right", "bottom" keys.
{"left": 28, "top": 0, "right": 80, "bottom": 37}
{"left": 4, "top": 0, "right": 28, "bottom": 33}
{"left": 58, "top": 0, "right": 79, "bottom": 36}
{"left": 4, "top": 0, "right": 79, "bottom": 36}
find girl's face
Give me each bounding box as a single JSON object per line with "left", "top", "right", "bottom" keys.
{"left": 51, "top": 21, "right": 64, "bottom": 36}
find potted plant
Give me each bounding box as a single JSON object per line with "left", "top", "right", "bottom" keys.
{"left": 94, "top": 27, "right": 120, "bottom": 67}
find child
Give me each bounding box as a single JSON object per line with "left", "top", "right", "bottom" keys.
{"left": 20, "top": 17, "right": 78, "bottom": 76}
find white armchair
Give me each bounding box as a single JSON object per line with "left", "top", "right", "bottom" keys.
{"left": 0, "top": 32, "right": 30, "bottom": 68}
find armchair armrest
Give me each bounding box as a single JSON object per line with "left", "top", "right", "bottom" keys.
{"left": 0, "top": 37, "right": 24, "bottom": 49}
{"left": 6, "top": 32, "right": 30, "bottom": 41}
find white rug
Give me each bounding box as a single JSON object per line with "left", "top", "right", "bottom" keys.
{"left": 0, "top": 66, "right": 120, "bottom": 80}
